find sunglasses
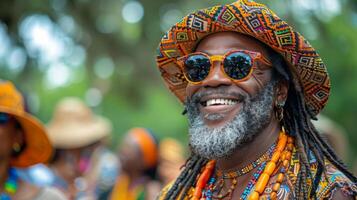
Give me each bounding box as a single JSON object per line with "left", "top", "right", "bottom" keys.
{"left": 177, "top": 50, "right": 272, "bottom": 84}
{"left": 0, "top": 113, "right": 12, "bottom": 125}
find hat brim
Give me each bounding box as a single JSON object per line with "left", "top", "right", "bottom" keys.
{"left": 47, "top": 116, "right": 111, "bottom": 149}
{"left": 0, "top": 106, "right": 53, "bottom": 168}
{"left": 156, "top": 0, "right": 330, "bottom": 116}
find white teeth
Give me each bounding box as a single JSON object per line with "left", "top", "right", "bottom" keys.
{"left": 206, "top": 99, "right": 237, "bottom": 106}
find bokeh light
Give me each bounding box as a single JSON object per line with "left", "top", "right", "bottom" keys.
{"left": 122, "top": 1, "right": 144, "bottom": 24}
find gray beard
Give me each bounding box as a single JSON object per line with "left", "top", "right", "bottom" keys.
{"left": 186, "top": 81, "right": 275, "bottom": 160}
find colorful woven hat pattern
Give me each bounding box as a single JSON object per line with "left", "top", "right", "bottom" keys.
{"left": 156, "top": 0, "right": 330, "bottom": 116}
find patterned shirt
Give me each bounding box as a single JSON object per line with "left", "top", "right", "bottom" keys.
{"left": 157, "top": 148, "right": 357, "bottom": 199}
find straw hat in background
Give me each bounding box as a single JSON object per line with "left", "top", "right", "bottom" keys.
{"left": 47, "top": 97, "right": 112, "bottom": 149}
{"left": 0, "top": 80, "right": 53, "bottom": 167}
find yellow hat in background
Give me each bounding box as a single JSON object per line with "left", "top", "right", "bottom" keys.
{"left": 0, "top": 80, "right": 53, "bottom": 167}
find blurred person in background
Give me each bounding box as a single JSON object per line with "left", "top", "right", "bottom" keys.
{"left": 0, "top": 80, "right": 66, "bottom": 200}
{"left": 100, "top": 127, "right": 160, "bottom": 200}
{"left": 313, "top": 114, "right": 349, "bottom": 162}
{"left": 44, "top": 97, "right": 118, "bottom": 200}
{"left": 158, "top": 138, "right": 185, "bottom": 186}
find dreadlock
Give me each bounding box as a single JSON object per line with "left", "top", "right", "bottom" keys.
{"left": 161, "top": 48, "right": 356, "bottom": 200}
{"left": 271, "top": 50, "right": 357, "bottom": 198}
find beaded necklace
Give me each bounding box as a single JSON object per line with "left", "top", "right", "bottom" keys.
{"left": 202, "top": 162, "right": 267, "bottom": 200}
{"left": 216, "top": 143, "right": 276, "bottom": 179}
{"left": 0, "top": 168, "right": 18, "bottom": 200}
{"left": 192, "top": 130, "right": 294, "bottom": 200}
{"left": 202, "top": 141, "right": 276, "bottom": 200}
{"left": 248, "top": 131, "right": 294, "bottom": 200}
{"left": 240, "top": 162, "right": 266, "bottom": 200}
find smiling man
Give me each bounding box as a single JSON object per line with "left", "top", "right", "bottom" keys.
{"left": 155, "top": 0, "right": 356, "bottom": 200}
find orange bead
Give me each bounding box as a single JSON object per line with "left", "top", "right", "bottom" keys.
{"left": 271, "top": 152, "right": 281, "bottom": 163}
{"left": 207, "top": 160, "right": 216, "bottom": 168}
{"left": 283, "top": 159, "right": 289, "bottom": 167}
{"left": 255, "top": 173, "right": 270, "bottom": 194}
{"left": 264, "top": 162, "right": 276, "bottom": 175}
{"left": 285, "top": 152, "right": 292, "bottom": 160}
{"left": 277, "top": 135, "right": 287, "bottom": 152}
{"left": 280, "top": 153, "right": 286, "bottom": 161}
{"left": 276, "top": 173, "right": 285, "bottom": 183}
{"left": 273, "top": 183, "right": 281, "bottom": 191}
{"left": 248, "top": 191, "right": 260, "bottom": 200}
{"left": 270, "top": 191, "right": 277, "bottom": 199}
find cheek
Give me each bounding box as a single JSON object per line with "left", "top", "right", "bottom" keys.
{"left": 235, "top": 72, "right": 272, "bottom": 96}
{"left": 186, "top": 84, "right": 201, "bottom": 99}
{"left": 0, "top": 127, "right": 14, "bottom": 153}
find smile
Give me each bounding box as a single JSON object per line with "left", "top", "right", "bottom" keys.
{"left": 203, "top": 98, "right": 238, "bottom": 107}
{"left": 198, "top": 95, "right": 243, "bottom": 120}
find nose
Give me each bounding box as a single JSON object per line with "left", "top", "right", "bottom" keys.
{"left": 201, "top": 61, "right": 232, "bottom": 88}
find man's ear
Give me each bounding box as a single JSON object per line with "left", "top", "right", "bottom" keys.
{"left": 275, "top": 80, "right": 289, "bottom": 103}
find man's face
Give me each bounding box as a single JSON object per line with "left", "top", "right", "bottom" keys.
{"left": 0, "top": 114, "right": 23, "bottom": 160}
{"left": 185, "top": 32, "right": 276, "bottom": 159}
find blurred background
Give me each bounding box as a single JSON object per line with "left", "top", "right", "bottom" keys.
{"left": 0, "top": 0, "right": 356, "bottom": 166}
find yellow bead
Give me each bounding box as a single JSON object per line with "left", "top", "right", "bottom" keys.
{"left": 249, "top": 191, "right": 260, "bottom": 200}
{"left": 277, "top": 173, "right": 284, "bottom": 183}
{"left": 255, "top": 173, "right": 270, "bottom": 194}
{"left": 273, "top": 183, "right": 281, "bottom": 191}
{"left": 270, "top": 191, "right": 277, "bottom": 199}
{"left": 264, "top": 162, "right": 276, "bottom": 175}
{"left": 277, "top": 135, "right": 287, "bottom": 151}
{"left": 271, "top": 152, "right": 281, "bottom": 163}
{"left": 283, "top": 159, "right": 289, "bottom": 167}
{"left": 281, "top": 153, "right": 286, "bottom": 161}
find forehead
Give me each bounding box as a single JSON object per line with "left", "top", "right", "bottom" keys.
{"left": 195, "top": 32, "right": 270, "bottom": 57}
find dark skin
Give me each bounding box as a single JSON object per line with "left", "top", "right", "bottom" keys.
{"left": 117, "top": 135, "right": 160, "bottom": 200}
{"left": 0, "top": 116, "right": 41, "bottom": 200}
{"left": 186, "top": 32, "right": 351, "bottom": 199}
{"left": 50, "top": 142, "right": 99, "bottom": 199}
{"left": 119, "top": 136, "right": 147, "bottom": 180}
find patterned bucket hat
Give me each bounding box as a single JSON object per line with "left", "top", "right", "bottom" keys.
{"left": 156, "top": 0, "right": 330, "bottom": 116}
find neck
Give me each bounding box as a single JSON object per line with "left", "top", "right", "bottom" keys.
{"left": 51, "top": 160, "right": 77, "bottom": 185}
{"left": 215, "top": 119, "right": 280, "bottom": 171}
{"left": 0, "top": 159, "right": 10, "bottom": 189}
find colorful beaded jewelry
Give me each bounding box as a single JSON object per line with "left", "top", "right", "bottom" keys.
{"left": 211, "top": 177, "right": 238, "bottom": 199}
{"left": 269, "top": 136, "right": 293, "bottom": 200}
{"left": 0, "top": 168, "right": 18, "bottom": 200}
{"left": 248, "top": 130, "right": 293, "bottom": 200}
{"left": 240, "top": 162, "right": 266, "bottom": 200}
{"left": 193, "top": 129, "right": 293, "bottom": 200}
{"left": 192, "top": 160, "right": 216, "bottom": 200}
{"left": 216, "top": 143, "right": 276, "bottom": 179}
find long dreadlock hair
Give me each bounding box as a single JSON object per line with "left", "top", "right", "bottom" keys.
{"left": 162, "top": 48, "right": 357, "bottom": 200}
